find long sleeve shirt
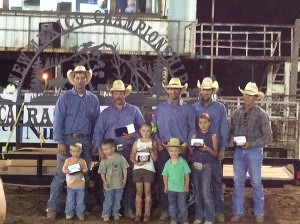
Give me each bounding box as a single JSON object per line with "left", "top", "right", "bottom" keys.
{"left": 53, "top": 88, "right": 100, "bottom": 144}
{"left": 192, "top": 100, "right": 229, "bottom": 151}
{"left": 93, "top": 102, "right": 145, "bottom": 150}
{"left": 152, "top": 99, "right": 196, "bottom": 144}
{"left": 230, "top": 105, "right": 272, "bottom": 148}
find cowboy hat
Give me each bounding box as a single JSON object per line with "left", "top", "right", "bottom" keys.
{"left": 109, "top": 80, "right": 132, "bottom": 97}
{"left": 162, "top": 77, "right": 188, "bottom": 92}
{"left": 163, "top": 138, "right": 188, "bottom": 149}
{"left": 238, "top": 82, "right": 265, "bottom": 99}
{"left": 197, "top": 77, "right": 219, "bottom": 94}
{"left": 67, "top": 65, "right": 92, "bottom": 86}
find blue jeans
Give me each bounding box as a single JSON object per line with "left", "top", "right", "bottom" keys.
{"left": 65, "top": 186, "right": 85, "bottom": 217}
{"left": 211, "top": 159, "right": 224, "bottom": 215}
{"left": 232, "top": 147, "right": 264, "bottom": 216}
{"left": 155, "top": 149, "right": 170, "bottom": 211}
{"left": 47, "top": 137, "right": 92, "bottom": 212}
{"left": 118, "top": 144, "right": 135, "bottom": 214}
{"left": 102, "top": 188, "right": 124, "bottom": 216}
{"left": 168, "top": 191, "right": 188, "bottom": 222}
{"left": 192, "top": 164, "right": 215, "bottom": 222}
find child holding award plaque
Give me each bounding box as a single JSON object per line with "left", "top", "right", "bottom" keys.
{"left": 130, "top": 122, "right": 157, "bottom": 222}
{"left": 62, "top": 142, "right": 88, "bottom": 221}
{"left": 190, "top": 113, "right": 218, "bottom": 224}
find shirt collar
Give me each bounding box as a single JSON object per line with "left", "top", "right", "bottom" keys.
{"left": 199, "top": 98, "right": 214, "bottom": 107}
{"left": 71, "top": 87, "right": 87, "bottom": 96}
{"left": 167, "top": 98, "right": 184, "bottom": 106}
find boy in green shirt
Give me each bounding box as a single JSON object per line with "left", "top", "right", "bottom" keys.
{"left": 162, "top": 138, "right": 191, "bottom": 224}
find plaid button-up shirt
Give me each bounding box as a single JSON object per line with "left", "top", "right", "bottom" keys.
{"left": 230, "top": 105, "right": 272, "bottom": 148}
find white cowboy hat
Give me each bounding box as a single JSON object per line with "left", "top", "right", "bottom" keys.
{"left": 163, "top": 138, "right": 188, "bottom": 149}
{"left": 197, "top": 77, "right": 219, "bottom": 94}
{"left": 238, "top": 82, "right": 265, "bottom": 99}
{"left": 67, "top": 65, "right": 92, "bottom": 86}
{"left": 109, "top": 80, "right": 132, "bottom": 97}
{"left": 162, "top": 77, "right": 188, "bottom": 92}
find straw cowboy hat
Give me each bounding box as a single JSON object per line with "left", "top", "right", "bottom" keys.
{"left": 67, "top": 65, "right": 92, "bottom": 86}
{"left": 238, "top": 82, "right": 265, "bottom": 99}
{"left": 163, "top": 138, "right": 188, "bottom": 149}
{"left": 109, "top": 80, "right": 132, "bottom": 97}
{"left": 162, "top": 77, "right": 188, "bottom": 92}
{"left": 197, "top": 77, "right": 219, "bottom": 94}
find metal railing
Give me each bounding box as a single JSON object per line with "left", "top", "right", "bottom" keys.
{"left": 196, "top": 23, "right": 294, "bottom": 60}
{"left": 0, "top": 11, "right": 195, "bottom": 55}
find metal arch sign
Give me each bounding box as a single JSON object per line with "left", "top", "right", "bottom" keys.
{"left": 2, "top": 12, "right": 191, "bottom": 145}
{"left": 7, "top": 12, "right": 189, "bottom": 103}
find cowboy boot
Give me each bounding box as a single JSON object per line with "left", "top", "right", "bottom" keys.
{"left": 143, "top": 198, "right": 151, "bottom": 222}
{"left": 135, "top": 198, "right": 142, "bottom": 222}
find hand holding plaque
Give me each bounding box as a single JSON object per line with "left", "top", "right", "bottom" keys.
{"left": 136, "top": 151, "right": 150, "bottom": 162}
{"left": 234, "top": 136, "right": 247, "bottom": 147}
{"left": 68, "top": 163, "right": 81, "bottom": 174}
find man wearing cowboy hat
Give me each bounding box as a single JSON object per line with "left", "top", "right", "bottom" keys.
{"left": 93, "top": 80, "right": 145, "bottom": 219}
{"left": 152, "top": 77, "right": 196, "bottom": 221}
{"left": 229, "top": 82, "right": 272, "bottom": 223}
{"left": 47, "top": 65, "right": 100, "bottom": 219}
{"left": 192, "top": 77, "right": 229, "bottom": 223}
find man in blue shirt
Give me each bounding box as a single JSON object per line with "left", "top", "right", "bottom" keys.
{"left": 93, "top": 80, "right": 145, "bottom": 219}
{"left": 46, "top": 65, "right": 100, "bottom": 219}
{"left": 152, "top": 77, "right": 196, "bottom": 221}
{"left": 192, "top": 77, "right": 229, "bottom": 223}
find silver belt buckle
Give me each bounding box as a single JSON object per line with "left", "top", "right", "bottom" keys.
{"left": 193, "top": 162, "right": 203, "bottom": 170}
{"left": 117, "top": 144, "right": 124, "bottom": 151}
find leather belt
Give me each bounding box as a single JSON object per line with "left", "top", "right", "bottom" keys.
{"left": 65, "top": 134, "right": 90, "bottom": 138}
{"left": 163, "top": 141, "right": 184, "bottom": 145}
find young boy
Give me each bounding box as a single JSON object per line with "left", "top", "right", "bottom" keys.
{"left": 162, "top": 138, "right": 191, "bottom": 224}
{"left": 62, "top": 142, "right": 88, "bottom": 221}
{"left": 191, "top": 113, "right": 218, "bottom": 224}
{"left": 98, "top": 139, "right": 129, "bottom": 222}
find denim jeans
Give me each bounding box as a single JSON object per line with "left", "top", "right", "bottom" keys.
{"left": 118, "top": 144, "right": 135, "bottom": 214}
{"left": 211, "top": 159, "right": 224, "bottom": 215}
{"left": 65, "top": 186, "right": 85, "bottom": 217}
{"left": 232, "top": 147, "right": 264, "bottom": 216}
{"left": 102, "top": 188, "right": 124, "bottom": 216}
{"left": 168, "top": 191, "right": 188, "bottom": 222}
{"left": 155, "top": 148, "right": 170, "bottom": 211}
{"left": 192, "top": 164, "right": 215, "bottom": 222}
{"left": 47, "top": 137, "right": 92, "bottom": 212}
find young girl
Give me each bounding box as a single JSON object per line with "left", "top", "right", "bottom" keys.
{"left": 130, "top": 122, "right": 157, "bottom": 222}
{"left": 191, "top": 113, "right": 218, "bottom": 224}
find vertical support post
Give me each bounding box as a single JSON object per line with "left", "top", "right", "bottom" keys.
{"left": 284, "top": 62, "right": 291, "bottom": 103}
{"left": 210, "top": 0, "right": 215, "bottom": 78}
{"left": 266, "top": 64, "right": 273, "bottom": 116}
{"left": 290, "top": 19, "right": 300, "bottom": 100}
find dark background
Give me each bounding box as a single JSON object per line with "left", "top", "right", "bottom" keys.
{"left": 197, "top": 0, "right": 300, "bottom": 25}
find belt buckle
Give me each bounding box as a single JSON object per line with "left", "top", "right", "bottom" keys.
{"left": 193, "top": 162, "right": 203, "bottom": 170}
{"left": 117, "top": 144, "right": 124, "bottom": 151}
{"left": 73, "top": 133, "right": 82, "bottom": 138}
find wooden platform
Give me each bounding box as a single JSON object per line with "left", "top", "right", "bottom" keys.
{"left": 223, "top": 164, "right": 294, "bottom": 181}
{"left": 0, "top": 148, "right": 57, "bottom": 175}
